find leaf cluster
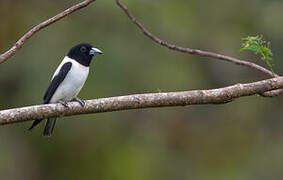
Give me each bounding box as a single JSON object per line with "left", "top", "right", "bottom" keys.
{"left": 240, "top": 35, "right": 273, "bottom": 71}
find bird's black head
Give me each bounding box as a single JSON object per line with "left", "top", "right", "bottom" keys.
{"left": 67, "top": 43, "right": 103, "bottom": 66}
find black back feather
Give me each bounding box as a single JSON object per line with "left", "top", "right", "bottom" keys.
{"left": 43, "top": 62, "right": 72, "bottom": 104}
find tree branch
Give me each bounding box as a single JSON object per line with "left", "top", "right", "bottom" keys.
{"left": 0, "top": 0, "right": 96, "bottom": 64}
{"left": 115, "top": 0, "right": 283, "bottom": 97}
{"left": 1, "top": 76, "right": 283, "bottom": 125}
{"left": 115, "top": 0, "right": 277, "bottom": 77}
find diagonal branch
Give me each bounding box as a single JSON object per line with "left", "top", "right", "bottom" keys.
{"left": 0, "top": 0, "right": 96, "bottom": 64}
{"left": 1, "top": 76, "right": 283, "bottom": 125}
{"left": 115, "top": 0, "right": 283, "bottom": 97}
{"left": 115, "top": 0, "right": 278, "bottom": 78}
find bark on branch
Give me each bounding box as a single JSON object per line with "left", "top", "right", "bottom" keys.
{"left": 1, "top": 76, "right": 283, "bottom": 125}
{"left": 0, "top": 0, "right": 96, "bottom": 64}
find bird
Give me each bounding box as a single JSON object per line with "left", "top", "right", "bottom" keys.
{"left": 28, "top": 43, "right": 103, "bottom": 136}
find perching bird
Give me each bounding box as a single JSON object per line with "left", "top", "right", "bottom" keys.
{"left": 29, "top": 43, "right": 103, "bottom": 136}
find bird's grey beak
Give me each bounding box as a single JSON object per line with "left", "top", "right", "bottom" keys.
{"left": 89, "top": 47, "right": 103, "bottom": 55}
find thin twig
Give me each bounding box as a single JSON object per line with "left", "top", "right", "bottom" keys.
{"left": 0, "top": 0, "right": 96, "bottom": 64}
{"left": 115, "top": 0, "right": 277, "bottom": 78}
{"left": 1, "top": 76, "right": 283, "bottom": 125}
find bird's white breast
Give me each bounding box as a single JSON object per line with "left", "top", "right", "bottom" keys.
{"left": 50, "top": 56, "right": 89, "bottom": 103}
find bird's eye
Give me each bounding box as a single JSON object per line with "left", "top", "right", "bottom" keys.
{"left": 80, "top": 46, "right": 87, "bottom": 53}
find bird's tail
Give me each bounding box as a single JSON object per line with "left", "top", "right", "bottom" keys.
{"left": 28, "top": 119, "right": 43, "bottom": 131}
{"left": 43, "top": 118, "right": 57, "bottom": 137}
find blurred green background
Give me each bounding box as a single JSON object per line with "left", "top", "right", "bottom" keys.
{"left": 1, "top": 0, "right": 283, "bottom": 179}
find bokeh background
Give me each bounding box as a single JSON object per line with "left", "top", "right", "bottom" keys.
{"left": 1, "top": 0, "right": 283, "bottom": 179}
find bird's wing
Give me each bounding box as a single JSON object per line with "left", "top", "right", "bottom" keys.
{"left": 43, "top": 62, "right": 72, "bottom": 104}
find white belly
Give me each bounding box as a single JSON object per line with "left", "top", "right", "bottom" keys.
{"left": 49, "top": 57, "right": 89, "bottom": 103}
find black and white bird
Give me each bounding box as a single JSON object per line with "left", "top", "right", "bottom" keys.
{"left": 29, "top": 43, "right": 103, "bottom": 136}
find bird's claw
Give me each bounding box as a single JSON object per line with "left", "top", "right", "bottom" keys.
{"left": 59, "top": 100, "right": 69, "bottom": 108}
{"left": 72, "top": 97, "right": 85, "bottom": 107}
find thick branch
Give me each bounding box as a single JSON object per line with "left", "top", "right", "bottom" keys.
{"left": 1, "top": 76, "right": 283, "bottom": 125}
{"left": 0, "top": 0, "right": 96, "bottom": 64}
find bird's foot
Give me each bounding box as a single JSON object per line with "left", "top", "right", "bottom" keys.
{"left": 72, "top": 97, "right": 85, "bottom": 107}
{"left": 59, "top": 100, "right": 69, "bottom": 108}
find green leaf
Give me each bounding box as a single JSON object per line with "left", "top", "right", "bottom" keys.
{"left": 240, "top": 35, "right": 274, "bottom": 71}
